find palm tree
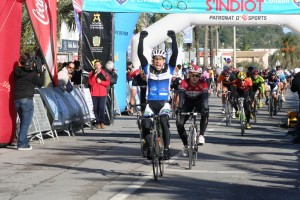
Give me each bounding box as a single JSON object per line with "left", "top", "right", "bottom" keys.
{"left": 194, "top": 26, "right": 200, "bottom": 66}
{"left": 204, "top": 26, "right": 209, "bottom": 67}
{"left": 271, "top": 33, "right": 300, "bottom": 69}
{"left": 209, "top": 26, "right": 214, "bottom": 69}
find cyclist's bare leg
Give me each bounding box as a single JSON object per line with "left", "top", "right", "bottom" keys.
{"left": 129, "top": 88, "right": 137, "bottom": 113}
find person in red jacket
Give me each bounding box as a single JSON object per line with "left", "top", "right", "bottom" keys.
{"left": 88, "top": 60, "right": 110, "bottom": 129}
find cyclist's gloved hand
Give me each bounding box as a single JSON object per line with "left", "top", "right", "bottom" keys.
{"left": 175, "top": 107, "right": 182, "bottom": 115}
{"left": 140, "top": 31, "right": 148, "bottom": 39}
{"left": 167, "top": 30, "right": 176, "bottom": 38}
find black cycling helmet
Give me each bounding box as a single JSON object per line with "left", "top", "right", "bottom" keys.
{"left": 276, "top": 65, "right": 281, "bottom": 70}
{"left": 248, "top": 66, "right": 254, "bottom": 72}
{"left": 269, "top": 70, "right": 276, "bottom": 76}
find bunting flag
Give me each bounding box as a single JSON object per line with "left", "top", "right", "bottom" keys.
{"left": 25, "top": 0, "right": 58, "bottom": 85}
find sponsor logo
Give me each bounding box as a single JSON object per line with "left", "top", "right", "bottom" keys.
{"left": 116, "top": 0, "right": 127, "bottom": 5}
{"left": 209, "top": 15, "right": 267, "bottom": 21}
{"left": 92, "top": 14, "right": 101, "bottom": 24}
{"left": 0, "top": 81, "right": 10, "bottom": 93}
{"left": 206, "top": 0, "right": 264, "bottom": 12}
{"left": 32, "top": 0, "right": 49, "bottom": 25}
{"left": 93, "top": 36, "right": 101, "bottom": 47}
{"left": 90, "top": 14, "right": 103, "bottom": 29}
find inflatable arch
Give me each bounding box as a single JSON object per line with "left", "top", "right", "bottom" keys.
{"left": 131, "top": 14, "right": 300, "bottom": 68}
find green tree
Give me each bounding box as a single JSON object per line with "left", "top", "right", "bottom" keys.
{"left": 20, "top": 1, "right": 75, "bottom": 55}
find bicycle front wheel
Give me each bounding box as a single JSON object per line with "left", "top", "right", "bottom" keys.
{"left": 278, "top": 95, "right": 282, "bottom": 111}
{"left": 139, "top": 129, "right": 146, "bottom": 158}
{"left": 188, "top": 125, "right": 195, "bottom": 169}
{"left": 269, "top": 97, "right": 273, "bottom": 119}
{"left": 240, "top": 109, "right": 245, "bottom": 136}
{"left": 253, "top": 99, "right": 258, "bottom": 123}
{"left": 158, "top": 135, "right": 164, "bottom": 177}
{"left": 225, "top": 101, "right": 231, "bottom": 126}
{"left": 151, "top": 132, "right": 159, "bottom": 181}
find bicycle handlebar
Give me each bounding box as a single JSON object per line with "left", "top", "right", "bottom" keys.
{"left": 180, "top": 112, "right": 201, "bottom": 116}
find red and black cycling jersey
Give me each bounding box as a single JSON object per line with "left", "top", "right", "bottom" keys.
{"left": 234, "top": 77, "right": 253, "bottom": 92}
{"left": 218, "top": 72, "right": 236, "bottom": 86}
{"left": 179, "top": 78, "right": 208, "bottom": 99}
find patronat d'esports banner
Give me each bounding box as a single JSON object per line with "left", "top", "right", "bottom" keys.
{"left": 82, "top": 12, "right": 113, "bottom": 72}
{"left": 83, "top": 0, "right": 300, "bottom": 14}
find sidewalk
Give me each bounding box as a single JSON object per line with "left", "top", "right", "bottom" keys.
{"left": 0, "top": 115, "right": 142, "bottom": 200}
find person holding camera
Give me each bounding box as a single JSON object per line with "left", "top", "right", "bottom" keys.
{"left": 14, "top": 55, "right": 45, "bottom": 150}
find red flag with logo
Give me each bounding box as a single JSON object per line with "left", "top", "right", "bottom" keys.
{"left": 26, "top": 0, "right": 58, "bottom": 85}
{"left": 0, "top": 0, "right": 23, "bottom": 146}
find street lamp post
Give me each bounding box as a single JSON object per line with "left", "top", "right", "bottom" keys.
{"left": 233, "top": 26, "right": 236, "bottom": 69}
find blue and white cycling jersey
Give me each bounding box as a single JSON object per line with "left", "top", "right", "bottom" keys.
{"left": 144, "top": 63, "right": 174, "bottom": 101}
{"left": 279, "top": 73, "right": 286, "bottom": 82}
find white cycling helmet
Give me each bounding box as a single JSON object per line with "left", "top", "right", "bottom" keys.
{"left": 294, "top": 68, "right": 300, "bottom": 75}
{"left": 152, "top": 49, "right": 166, "bottom": 58}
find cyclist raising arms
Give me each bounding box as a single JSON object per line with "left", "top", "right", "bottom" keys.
{"left": 251, "top": 69, "right": 265, "bottom": 108}
{"left": 233, "top": 71, "right": 253, "bottom": 129}
{"left": 138, "top": 30, "right": 178, "bottom": 160}
{"left": 176, "top": 66, "right": 209, "bottom": 156}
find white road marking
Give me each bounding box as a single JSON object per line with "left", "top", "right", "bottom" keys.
{"left": 109, "top": 152, "right": 182, "bottom": 200}
{"left": 167, "top": 169, "right": 248, "bottom": 174}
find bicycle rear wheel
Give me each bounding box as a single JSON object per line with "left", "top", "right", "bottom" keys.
{"left": 151, "top": 132, "right": 159, "bottom": 181}
{"left": 139, "top": 129, "right": 146, "bottom": 158}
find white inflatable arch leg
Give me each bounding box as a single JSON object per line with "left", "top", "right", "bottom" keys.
{"left": 131, "top": 14, "right": 300, "bottom": 68}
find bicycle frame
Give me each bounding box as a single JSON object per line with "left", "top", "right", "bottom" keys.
{"left": 180, "top": 110, "right": 201, "bottom": 169}
{"left": 149, "top": 115, "right": 164, "bottom": 181}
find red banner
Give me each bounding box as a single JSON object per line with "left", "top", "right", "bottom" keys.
{"left": 0, "top": 0, "right": 23, "bottom": 146}
{"left": 26, "top": 0, "right": 58, "bottom": 85}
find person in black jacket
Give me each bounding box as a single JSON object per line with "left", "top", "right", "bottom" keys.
{"left": 291, "top": 68, "right": 300, "bottom": 144}
{"left": 14, "top": 55, "right": 45, "bottom": 150}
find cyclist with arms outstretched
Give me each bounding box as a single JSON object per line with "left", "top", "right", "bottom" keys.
{"left": 138, "top": 30, "right": 178, "bottom": 160}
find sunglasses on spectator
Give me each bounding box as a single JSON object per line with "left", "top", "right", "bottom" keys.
{"left": 190, "top": 74, "right": 200, "bottom": 78}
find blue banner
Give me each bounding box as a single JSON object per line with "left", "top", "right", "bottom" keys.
{"left": 83, "top": 0, "right": 300, "bottom": 14}
{"left": 38, "top": 88, "right": 70, "bottom": 130}
{"left": 114, "top": 13, "right": 139, "bottom": 112}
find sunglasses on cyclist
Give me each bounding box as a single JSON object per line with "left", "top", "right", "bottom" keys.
{"left": 190, "top": 74, "right": 200, "bottom": 78}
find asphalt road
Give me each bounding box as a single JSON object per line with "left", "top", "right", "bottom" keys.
{"left": 1, "top": 91, "right": 299, "bottom": 200}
